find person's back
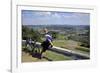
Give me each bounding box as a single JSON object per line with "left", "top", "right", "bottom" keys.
{"left": 45, "top": 34, "right": 53, "bottom": 47}
{"left": 40, "top": 29, "right": 53, "bottom": 58}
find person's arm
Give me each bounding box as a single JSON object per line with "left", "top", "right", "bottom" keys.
{"left": 49, "top": 40, "right": 53, "bottom": 47}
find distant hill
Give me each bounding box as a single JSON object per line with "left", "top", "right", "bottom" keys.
{"left": 22, "top": 24, "right": 90, "bottom": 31}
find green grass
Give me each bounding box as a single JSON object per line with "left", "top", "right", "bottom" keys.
{"left": 53, "top": 40, "right": 79, "bottom": 50}
{"left": 53, "top": 40, "right": 90, "bottom": 55}
{"left": 22, "top": 52, "right": 47, "bottom": 62}
{"left": 45, "top": 50, "right": 72, "bottom": 61}
{"left": 57, "top": 34, "right": 67, "bottom": 40}
{"left": 75, "top": 47, "right": 90, "bottom": 52}
{"left": 22, "top": 49, "right": 72, "bottom": 62}
{"left": 53, "top": 40, "right": 67, "bottom": 47}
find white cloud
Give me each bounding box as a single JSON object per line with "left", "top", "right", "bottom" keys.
{"left": 52, "top": 13, "right": 61, "bottom": 18}
{"left": 33, "top": 11, "right": 52, "bottom": 16}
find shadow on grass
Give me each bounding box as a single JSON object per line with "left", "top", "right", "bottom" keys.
{"left": 23, "top": 47, "right": 53, "bottom": 61}
{"left": 42, "top": 56, "right": 53, "bottom": 61}
{"left": 31, "top": 53, "right": 53, "bottom": 61}
{"left": 32, "top": 53, "right": 41, "bottom": 59}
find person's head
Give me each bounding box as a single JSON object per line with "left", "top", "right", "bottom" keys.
{"left": 44, "top": 28, "right": 48, "bottom": 34}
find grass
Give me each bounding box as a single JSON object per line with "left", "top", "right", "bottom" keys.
{"left": 53, "top": 40, "right": 67, "bottom": 48}
{"left": 22, "top": 49, "right": 73, "bottom": 62}
{"left": 57, "top": 34, "right": 67, "bottom": 40}
{"left": 75, "top": 46, "right": 90, "bottom": 52}
{"left": 45, "top": 50, "right": 72, "bottom": 61}
{"left": 53, "top": 40, "right": 90, "bottom": 54}
{"left": 53, "top": 40, "right": 79, "bottom": 50}
{"left": 22, "top": 52, "right": 47, "bottom": 62}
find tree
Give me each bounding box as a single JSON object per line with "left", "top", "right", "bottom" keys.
{"left": 49, "top": 31, "right": 58, "bottom": 39}
{"left": 22, "top": 25, "right": 41, "bottom": 42}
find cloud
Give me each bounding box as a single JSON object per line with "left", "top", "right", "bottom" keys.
{"left": 33, "top": 11, "right": 52, "bottom": 16}
{"left": 52, "top": 13, "right": 61, "bottom": 18}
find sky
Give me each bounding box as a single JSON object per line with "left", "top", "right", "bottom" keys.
{"left": 22, "top": 10, "right": 90, "bottom": 25}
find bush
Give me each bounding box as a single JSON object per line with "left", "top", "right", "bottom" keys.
{"left": 22, "top": 25, "right": 42, "bottom": 42}
{"left": 49, "top": 31, "right": 59, "bottom": 39}
{"left": 80, "top": 43, "right": 90, "bottom": 48}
